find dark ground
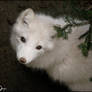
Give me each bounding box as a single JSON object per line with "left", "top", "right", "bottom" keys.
{"left": 0, "top": 0, "right": 91, "bottom": 92}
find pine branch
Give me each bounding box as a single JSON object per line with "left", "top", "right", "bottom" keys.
{"left": 54, "top": 17, "right": 91, "bottom": 57}
{"left": 54, "top": 21, "right": 89, "bottom": 39}
{"left": 78, "top": 24, "right": 92, "bottom": 56}
{"left": 55, "top": 0, "right": 92, "bottom": 56}
{"left": 79, "top": 31, "right": 89, "bottom": 40}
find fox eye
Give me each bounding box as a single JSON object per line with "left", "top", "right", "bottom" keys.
{"left": 36, "top": 45, "right": 42, "bottom": 50}
{"left": 20, "top": 36, "right": 26, "bottom": 43}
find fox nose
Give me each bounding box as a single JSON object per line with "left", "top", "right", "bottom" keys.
{"left": 19, "top": 57, "right": 26, "bottom": 63}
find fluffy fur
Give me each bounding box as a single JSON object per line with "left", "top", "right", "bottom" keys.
{"left": 10, "top": 8, "right": 92, "bottom": 91}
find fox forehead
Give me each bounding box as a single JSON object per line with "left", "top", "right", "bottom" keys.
{"left": 14, "top": 19, "right": 55, "bottom": 39}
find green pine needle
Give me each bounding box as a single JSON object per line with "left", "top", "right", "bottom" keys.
{"left": 54, "top": 24, "right": 72, "bottom": 39}
{"left": 78, "top": 43, "right": 88, "bottom": 56}
{"left": 54, "top": 26, "right": 68, "bottom": 39}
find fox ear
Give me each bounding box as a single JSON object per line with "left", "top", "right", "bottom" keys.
{"left": 17, "top": 8, "right": 35, "bottom": 25}
{"left": 23, "top": 8, "right": 35, "bottom": 24}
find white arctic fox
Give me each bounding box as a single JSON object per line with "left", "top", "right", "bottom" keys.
{"left": 10, "top": 8, "right": 92, "bottom": 91}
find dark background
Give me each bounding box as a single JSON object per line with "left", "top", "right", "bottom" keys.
{"left": 0, "top": 0, "right": 91, "bottom": 92}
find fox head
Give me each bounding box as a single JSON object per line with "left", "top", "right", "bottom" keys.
{"left": 10, "top": 8, "right": 57, "bottom": 64}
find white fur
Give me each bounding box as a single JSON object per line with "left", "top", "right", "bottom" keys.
{"left": 10, "top": 8, "right": 92, "bottom": 91}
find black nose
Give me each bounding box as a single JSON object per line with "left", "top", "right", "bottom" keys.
{"left": 19, "top": 57, "right": 26, "bottom": 63}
